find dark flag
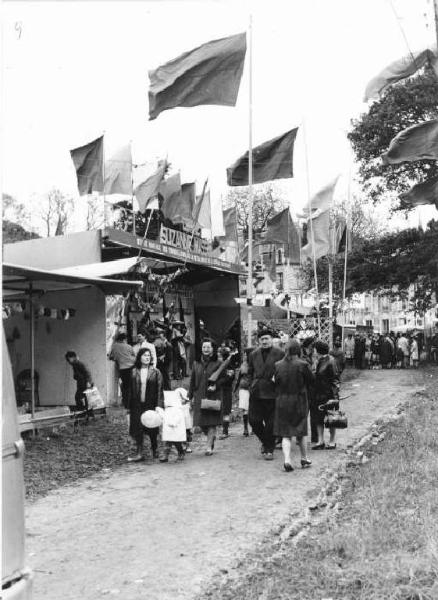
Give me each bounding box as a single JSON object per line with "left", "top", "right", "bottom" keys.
{"left": 70, "top": 136, "right": 104, "bottom": 195}
{"left": 148, "top": 32, "right": 246, "bottom": 120}
{"left": 226, "top": 128, "right": 298, "bottom": 186}
{"left": 263, "top": 208, "right": 301, "bottom": 262}
{"left": 268, "top": 247, "right": 277, "bottom": 284}
{"left": 399, "top": 176, "right": 438, "bottom": 208}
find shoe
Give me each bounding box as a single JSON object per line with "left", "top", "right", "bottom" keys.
{"left": 311, "top": 443, "right": 325, "bottom": 450}
{"left": 243, "top": 430, "right": 249, "bottom": 437}
{"left": 301, "top": 458, "right": 312, "bottom": 468}
{"left": 205, "top": 449, "right": 213, "bottom": 456}
{"left": 326, "top": 443, "right": 337, "bottom": 450}
{"left": 127, "top": 454, "right": 144, "bottom": 463}
{"left": 283, "top": 463, "right": 294, "bottom": 472}
{"left": 185, "top": 447, "right": 193, "bottom": 454}
{"left": 264, "top": 452, "right": 274, "bottom": 461}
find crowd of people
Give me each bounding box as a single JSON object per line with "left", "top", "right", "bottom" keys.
{"left": 343, "top": 331, "right": 422, "bottom": 370}
{"left": 66, "top": 323, "right": 427, "bottom": 472}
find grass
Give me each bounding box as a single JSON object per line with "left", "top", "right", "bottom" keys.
{"left": 201, "top": 369, "right": 438, "bottom": 600}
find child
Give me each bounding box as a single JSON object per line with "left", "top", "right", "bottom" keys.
{"left": 234, "top": 351, "right": 251, "bottom": 437}
{"left": 177, "top": 387, "right": 193, "bottom": 453}
{"left": 160, "top": 389, "right": 187, "bottom": 462}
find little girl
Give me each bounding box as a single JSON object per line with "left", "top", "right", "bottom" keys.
{"left": 234, "top": 351, "right": 251, "bottom": 437}
{"left": 160, "top": 388, "right": 187, "bottom": 462}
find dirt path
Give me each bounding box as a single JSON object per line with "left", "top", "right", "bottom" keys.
{"left": 25, "top": 368, "right": 424, "bottom": 600}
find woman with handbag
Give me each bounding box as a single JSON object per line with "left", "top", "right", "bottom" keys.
{"left": 312, "top": 340, "right": 340, "bottom": 450}
{"left": 128, "top": 348, "right": 164, "bottom": 462}
{"left": 273, "top": 339, "right": 314, "bottom": 472}
{"left": 188, "top": 339, "right": 224, "bottom": 456}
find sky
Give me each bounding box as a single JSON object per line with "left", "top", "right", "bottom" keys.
{"left": 2, "top": 0, "right": 438, "bottom": 235}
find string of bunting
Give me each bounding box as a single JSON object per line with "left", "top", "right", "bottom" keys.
{"left": 2, "top": 303, "right": 77, "bottom": 320}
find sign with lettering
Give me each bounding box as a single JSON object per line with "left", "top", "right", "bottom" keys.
{"left": 159, "top": 225, "right": 210, "bottom": 254}
{"left": 103, "top": 227, "right": 244, "bottom": 275}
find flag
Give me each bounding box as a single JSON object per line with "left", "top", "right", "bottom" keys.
{"left": 364, "top": 48, "right": 436, "bottom": 102}
{"left": 148, "top": 32, "right": 246, "bottom": 120}
{"left": 104, "top": 144, "right": 132, "bottom": 195}
{"left": 227, "top": 128, "right": 298, "bottom": 186}
{"left": 399, "top": 176, "right": 438, "bottom": 208}
{"left": 178, "top": 296, "right": 184, "bottom": 322}
{"left": 268, "top": 247, "right": 277, "bottom": 283}
{"left": 263, "top": 208, "right": 300, "bottom": 262}
{"left": 134, "top": 160, "right": 167, "bottom": 212}
{"left": 70, "top": 135, "right": 104, "bottom": 195}
{"left": 160, "top": 174, "right": 183, "bottom": 221}
{"left": 382, "top": 119, "right": 438, "bottom": 165}
{"left": 219, "top": 207, "right": 238, "bottom": 242}
{"left": 177, "top": 183, "right": 197, "bottom": 227}
{"left": 301, "top": 209, "right": 330, "bottom": 262}
{"left": 300, "top": 176, "right": 340, "bottom": 216}
{"left": 193, "top": 180, "right": 211, "bottom": 229}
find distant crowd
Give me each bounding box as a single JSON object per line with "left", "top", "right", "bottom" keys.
{"left": 343, "top": 331, "right": 422, "bottom": 370}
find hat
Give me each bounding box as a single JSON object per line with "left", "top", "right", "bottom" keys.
{"left": 257, "top": 327, "right": 274, "bottom": 338}
{"left": 140, "top": 410, "right": 163, "bottom": 429}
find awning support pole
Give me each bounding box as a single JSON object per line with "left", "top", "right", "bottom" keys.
{"left": 29, "top": 283, "right": 36, "bottom": 424}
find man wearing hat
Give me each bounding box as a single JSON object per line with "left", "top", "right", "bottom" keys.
{"left": 247, "top": 328, "right": 285, "bottom": 460}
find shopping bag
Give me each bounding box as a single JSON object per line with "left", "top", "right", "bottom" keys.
{"left": 84, "top": 386, "right": 105, "bottom": 409}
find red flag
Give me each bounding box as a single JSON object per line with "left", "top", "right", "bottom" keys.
{"left": 70, "top": 136, "right": 104, "bottom": 195}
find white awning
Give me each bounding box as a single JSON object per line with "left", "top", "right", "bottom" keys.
{"left": 55, "top": 256, "right": 179, "bottom": 278}
{"left": 3, "top": 262, "right": 143, "bottom": 297}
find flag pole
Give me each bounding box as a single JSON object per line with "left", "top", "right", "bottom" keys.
{"left": 130, "top": 139, "right": 136, "bottom": 235}
{"left": 328, "top": 214, "right": 334, "bottom": 350}
{"left": 342, "top": 168, "right": 352, "bottom": 348}
{"left": 137, "top": 206, "right": 155, "bottom": 259}
{"left": 302, "top": 118, "right": 321, "bottom": 337}
{"left": 246, "top": 13, "right": 254, "bottom": 349}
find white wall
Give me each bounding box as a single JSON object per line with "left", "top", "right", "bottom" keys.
{"left": 4, "top": 287, "right": 107, "bottom": 407}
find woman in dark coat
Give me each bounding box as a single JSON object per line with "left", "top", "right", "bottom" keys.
{"left": 189, "top": 339, "right": 225, "bottom": 455}
{"left": 313, "top": 340, "right": 340, "bottom": 450}
{"left": 274, "top": 339, "right": 314, "bottom": 472}
{"left": 128, "top": 348, "right": 164, "bottom": 462}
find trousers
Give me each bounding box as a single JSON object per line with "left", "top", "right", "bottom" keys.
{"left": 248, "top": 397, "right": 276, "bottom": 453}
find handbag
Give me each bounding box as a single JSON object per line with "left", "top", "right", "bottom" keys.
{"left": 200, "top": 398, "right": 222, "bottom": 412}
{"left": 324, "top": 409, "right": 348, "bottom": 429}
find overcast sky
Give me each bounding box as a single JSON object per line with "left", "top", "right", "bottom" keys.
{"left": 2, "top": 0, "right": 437, "bottom": 234}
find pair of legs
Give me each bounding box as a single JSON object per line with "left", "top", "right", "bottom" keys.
{"left": 248, "top": 398, "right": 276, "bottom": 458}
{"left": 128, "top": 426, "right": 159, "bottom": 461}
{"left": 160, "top": 441, "right": 185, "bottom": 462}
{"left": 282, "top": 436, "right": 311, "bottom": 471}
{"left": 242, "top": 410, "right": 249, "bottom": 436}
{"left": 201, "top": 426, "right": 216, "bottom": 456}
{"left": 220, "top": 413, "right": 231, "bottom": 439}
{"left": 185, "top": 429, "right": 192, "bottom": 452}
{"left": 315, "top": 424, "right": 336, "bottom": 448}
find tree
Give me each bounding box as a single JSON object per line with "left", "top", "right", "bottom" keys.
{"left": 39, "top": 188, "right": 74, "bottom": 237}
{"left": 86, "top": 195, "right": 105, "bottom": 230}
{"left": 2, "top": 220, "right": 40, "bottom": 245}
{"left": 346, "top": 221, "right": 438, "bottom": 313}
{"left": 2, "top": 193, "right": 30, "bottom": 228}
{"left": 224, "top": 183, "right": 285, "bottom": 239}
{"left": 348, "top": 66, "right": 438, "bottom": 206}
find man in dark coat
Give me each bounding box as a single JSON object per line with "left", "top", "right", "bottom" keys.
{"left": 65, "top": 350, "right": 93, "bottom": 411}
{"left": 247, "top": 328, "right": 284, "bottom": 460}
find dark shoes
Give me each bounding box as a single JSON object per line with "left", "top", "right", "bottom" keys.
{"left": 301, "top": 458, "right": 312, "bottom": 469}
{"left": 311, "top": 443, "right": 325, "bottom": 450}
{"left": 264, "top": 452, "right": 274, "bottom": 461}
{"left": 283, "top": 463, "right": 294, "bottom": 472}
{"left": 243, "top": 429, "right": 249, "bottom": 437}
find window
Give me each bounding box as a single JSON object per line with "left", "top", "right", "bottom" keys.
{"left": 277, "top": 272, "right": 284, "bottom": 291}
{"left": 366, "top": 319, "right": 373, "bottom": 327}
{"left": 382, "top": 319, "right": 389, "bottom": 333}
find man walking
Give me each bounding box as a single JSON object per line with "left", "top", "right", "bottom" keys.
{"left": 109, "top": 333, "right": 136, "bottom": 408}
{"left": 247, "top": 328, "right": 284, "bottom": 460}
{"left": 132, "top": 331, "right": 157, "bottom": 367}
{"left": 65, "top": 351, "right": 93, "bottom": 412}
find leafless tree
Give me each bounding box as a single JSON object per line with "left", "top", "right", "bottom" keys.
{"left": 39, "top": 188, "right": 74, "bottom": 237}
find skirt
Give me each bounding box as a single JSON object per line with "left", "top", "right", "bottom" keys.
{"left": 238, "top": 389, "right": 249, "bottom": 411}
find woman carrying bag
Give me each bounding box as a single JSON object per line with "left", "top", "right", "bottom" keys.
{"left": 312, "top": 340, "right": 340, "bottom": 450}
{"left": 188, "top": 339, "right": 225, "bottom": 456}
{"left": 128, "top": 348, "right": 164, "bottom": 462}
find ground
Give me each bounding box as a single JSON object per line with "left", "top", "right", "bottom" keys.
{"left": 25, "top": 368, "right": 425, "bottom": 600}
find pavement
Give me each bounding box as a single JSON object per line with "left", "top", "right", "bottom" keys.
{"left": 25, "top": 367, "right": 425, "bottom": 600}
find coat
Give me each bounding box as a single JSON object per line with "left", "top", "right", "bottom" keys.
{"left": 380, "top": 338, "right": 394, "bottom": 365}
{"left": 129, "top": 367, "right": 164, "bottom": 441}
{"left": 162, "top": 391, "right": 186, "bottom": 442}
{"left": 189, "top": 357, "right": 224, "bottom": 428}
{"left": 314, "top": 355, "right": 339, "bottom": 403}
{"left": 273, "top": 356, "right": 314, "bottom": 438}
{"left": 247, "top": 346, "right": 285, "bottom": 400}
